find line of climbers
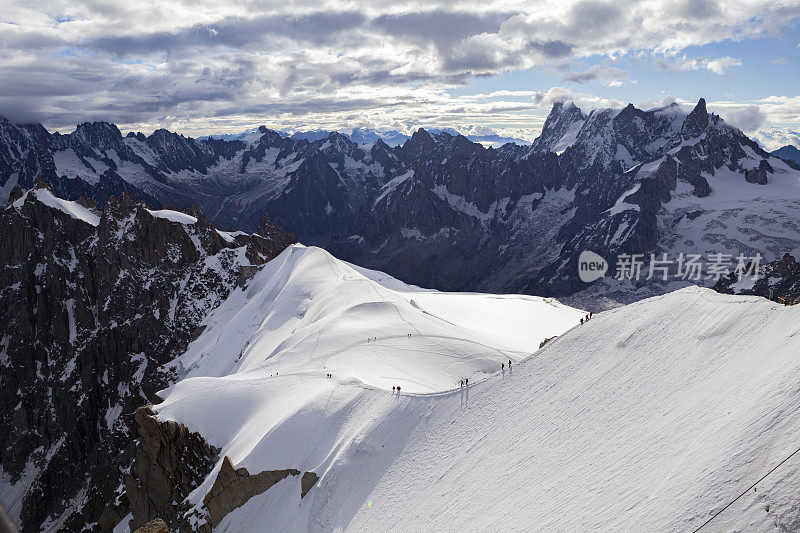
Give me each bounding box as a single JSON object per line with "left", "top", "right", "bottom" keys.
{"left": 372, "top": 314, "right": 600, "bottom": 395}
{"left": 367, "top": 333, "right": 414, "bottom": 343}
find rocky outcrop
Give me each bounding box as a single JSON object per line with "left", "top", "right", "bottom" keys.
{"left": 745, "top": 159, "right": 772, "bottom": 184}
{"left": 301, "top": 471, "right": 319, "bottom": 499}
{"left": 202, "top": 457, "right": 299, "bottom": 528}
{"left": 127, "top": 419, "right": 320, "bottom": 531}
{"left": 715, "top": 253, "right": 800, "bottom": 302}
{"left": 133, "top": 518, "right": 169, "bottom": 533}
{"left": 0, "top": 183, "right": 294, "bottom": 531}
{"left": 126, "top": 407, "right": 220, "bottom": 532}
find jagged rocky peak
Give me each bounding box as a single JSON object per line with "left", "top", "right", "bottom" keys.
{"left": 126, "top": 131, "right": 147, "bottom": 142}
{"left": 72, "top": 121, "right": 125, "bottom": 151}
{"left": 680, "top": 97, "right": 709, "bottom": 139}
{"left": 529, "top": 100, "right": 588, "bottom": 154}
{"left": 318, "top": 130, "right": 357, "bottom": 154}
{"left": 408, "top": 127, "right": 435, "bottom": 146}
{"left": 145, "top": 128, "right": 195, "bottom": 152}
{"left": 254, "top": 125, "right": 284, "bottom": 145}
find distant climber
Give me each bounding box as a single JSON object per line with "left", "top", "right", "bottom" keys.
{"left": 590, "top": 312, "right": 593, "bottom": 319}
{"left": 501, "top": 363, "right": 504, "bottom": 370}
{"left": 460, "top": 379, "right": 464, "bottom": 387}
{"left": 508, "top": 360, "right": 512, "bottom": 367}
{"left": 397, "top": 386, "right": 401, "bottom": 392}
{"left": 580, "top": 318, "right": 584, "bottom": 325}
{"left": 465, "top": 378, "right": 469, "bottom": 385}
{"left": 392, "top": 386, "right": 396, "bottom": 391}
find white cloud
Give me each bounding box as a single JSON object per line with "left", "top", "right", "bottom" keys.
{"left": 754, "top": 126, "right": 800, "bottom": 151}
{"left": 653, "top": 54, "right": 743, "bottom": 75}
{"left": 560, "top": 65, "right": 629, "bottom": 84}
{"left": 714, "top": 105, "right": 766, "bottom": 131}
{"left": 705, "top": 56, "right": 742, "bottom": 75}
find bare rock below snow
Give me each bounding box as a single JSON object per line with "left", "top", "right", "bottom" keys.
{"left": 301, "top": 471, "right": 320, "bottom": 499}
{"left": 203, "top": 457, "right": 300, "bottom": 528}
{"left": 745, "top": 159, "right": 772, "bottom": 184}
{"left": 132, "top": 517, "right": 169, "bottom": 533}
{"left": 126, "top": 413, "right": 320, "bottom": 532}
{"left": 714, "top": 253, "right": 800, "bottom": 301}
{"left": 126, "top": 406, "right": 220, "bottom": 532}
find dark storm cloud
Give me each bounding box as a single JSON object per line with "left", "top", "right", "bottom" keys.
{"left": 675, "top": 0, "right": 722, "bottom": 19}
{"left": 561, "top": 65, "right": 628, "bottom": 84}
{"left": 527, "top": 41, "right": 575, "bottom": 59}
{"left": 371, "top": 10, "right": 513, "bottom": 50}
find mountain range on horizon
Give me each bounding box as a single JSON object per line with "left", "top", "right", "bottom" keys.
{"left": 2, "top": 97, "right": 799, "bottom": 305}
{"left": 197, "top": 126, "right": 532, "bottom": 148}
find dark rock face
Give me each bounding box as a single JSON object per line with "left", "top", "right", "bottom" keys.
{"left": 125, "top": 407, "right": 220, "bottom": 532}
{"left": 0, "top": 183, "right": 294, "bottom": 531}
{"left": 772, "top": 144, "right": 800, "bottom": 166}
{"left": 714, "top": 253, "right": 800, "bottom": 301}
{"left": 126, "top": 420, "right": 320, "bottom": 531}
{"left": 202, "top": 457, "right": 299, "bottom": 529}
{"left": 301, "top": 471, "right": 319, "bottom": 499}
{"left": 745, "top": 159, "right": 773, "bottom": 184}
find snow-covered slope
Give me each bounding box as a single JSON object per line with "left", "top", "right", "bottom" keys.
{"left": 146, "top": 279, "right": 799, "bottom": 531}
{"left": 167, "top": 244, "right": 584, "bottom": 394}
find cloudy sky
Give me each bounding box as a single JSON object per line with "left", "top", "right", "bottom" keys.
{"left": 1, "top": 0, "right": 799, "bottom": 148}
